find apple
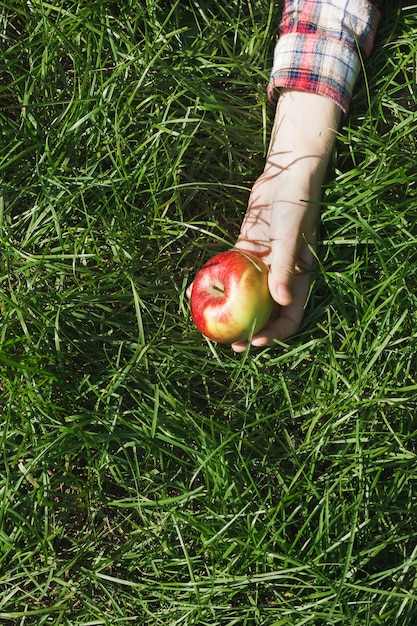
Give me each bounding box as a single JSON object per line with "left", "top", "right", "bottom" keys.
{"left": 190, "top": 249, "right": 273, "bottom": 343}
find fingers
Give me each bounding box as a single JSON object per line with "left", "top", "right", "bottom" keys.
{"left": 231, "top": 270, "right": 312, "bottom": 352}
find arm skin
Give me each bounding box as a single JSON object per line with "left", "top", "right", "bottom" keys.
{"left": 231, "top": 88, "right": 341, "bottom": 352}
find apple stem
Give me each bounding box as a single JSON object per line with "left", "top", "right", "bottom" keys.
{"left": 210, "top": 280, "right": 225, "bottom": 297}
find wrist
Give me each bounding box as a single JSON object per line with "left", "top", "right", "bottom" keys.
{"left": 258, "top": 160, "right": 323, "bottom": 209}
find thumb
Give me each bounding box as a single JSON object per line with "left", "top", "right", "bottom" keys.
{"left": 267, "top": 233, "right": 299, "bottom": 306}
{"left": 268, "top": 257, "right": 295, "bottom": 307}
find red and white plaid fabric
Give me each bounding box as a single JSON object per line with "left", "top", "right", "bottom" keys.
{"left": 268, "top": 0, "right": 381, "bottom": 114}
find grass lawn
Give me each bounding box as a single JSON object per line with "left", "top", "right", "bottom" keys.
{"left": 1, "top": 0, "right": 417, "bottom": 623}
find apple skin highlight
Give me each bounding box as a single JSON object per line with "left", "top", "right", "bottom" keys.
{"left": 190, "top": 249, "right": 274, "bottom": 344}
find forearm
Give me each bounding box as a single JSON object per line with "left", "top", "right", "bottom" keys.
{"left": 262, "top": 89, "right": 342, "bottom": 203}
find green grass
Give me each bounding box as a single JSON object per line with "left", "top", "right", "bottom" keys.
{"left": 1, "top": 0, "right": 417, "bottom": 623}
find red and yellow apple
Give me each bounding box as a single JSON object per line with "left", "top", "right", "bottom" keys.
{"left": 190, "top": 249, "right": 273, "bottom": 343}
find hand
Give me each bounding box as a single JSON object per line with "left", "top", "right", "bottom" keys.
{"left": 232, "top": 173, "right": 320, "bottom": 352}
{"left": 231, "top": 90, "right": 341, "bottom": 352}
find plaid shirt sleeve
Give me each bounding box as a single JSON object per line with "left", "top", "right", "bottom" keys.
{"left": 267, "top": 0, "right": 382, "bottom": 115}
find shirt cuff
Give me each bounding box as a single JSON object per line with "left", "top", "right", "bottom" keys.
{"left": 267, "top": 32, "right": 360, "bottom": 115}
{"left": 268, "top": 0, "right": 381, "bottom": 115}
